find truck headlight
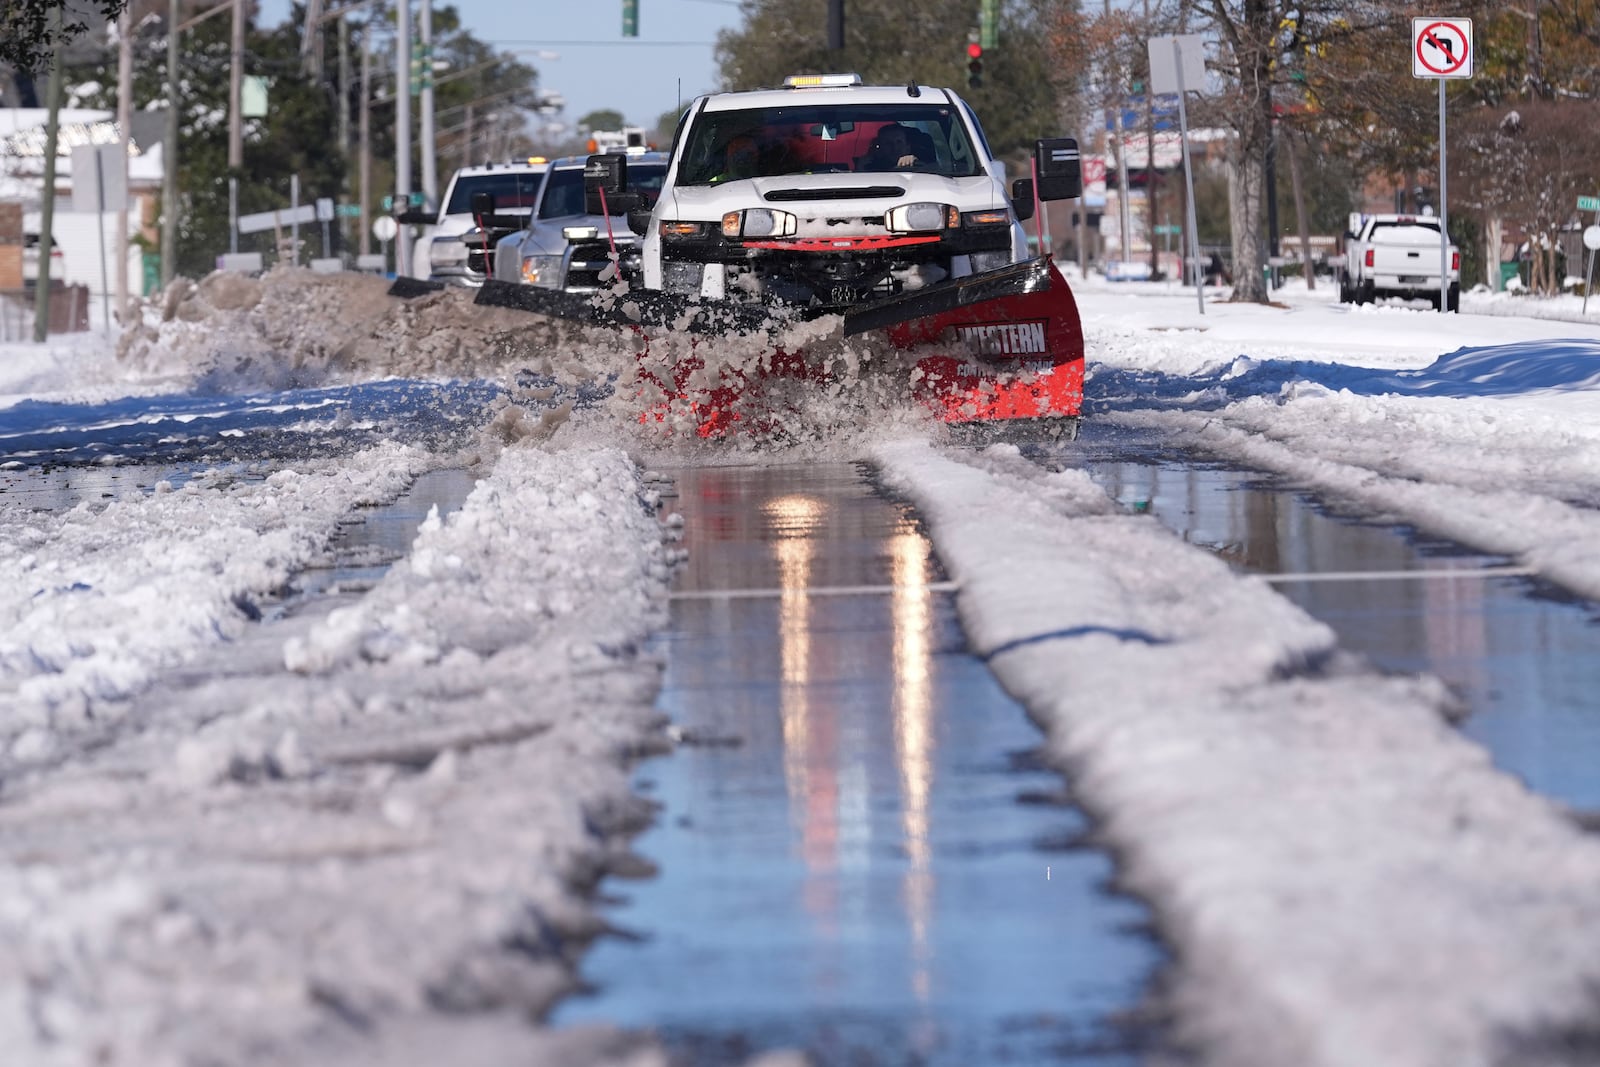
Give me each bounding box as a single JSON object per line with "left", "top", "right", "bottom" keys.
{"left": 960, "top": 209, "right": 1011, "bottom": 228}
{"left": 885, "top": 202, "right": 956, "bottom": 234}
{"left": 660, "top": 220, "right": 713, "bottom": 241}
{"left": 521, "top": 254, "right": 565, "bottom": 288}
{"left": 720, "top": 208, "right": 797, "bottom": 239}
{"left": 430, "top": 236, "right": 470, "bottom": 266}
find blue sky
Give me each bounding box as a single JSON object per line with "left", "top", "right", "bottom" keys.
{"left": 258, "top": 0, "right": 744, "bottom": 128}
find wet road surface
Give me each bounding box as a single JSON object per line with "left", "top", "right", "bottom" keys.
{"left": 1070, "top": 424, "right": 1600, "bottom": 816}
{"left": 9, "top": 381, "right": 1600, "bottom": 1058}
{"left": 555, "top": 463, "right": 1162, "bottom": 1065}
{"left": 561, "top": 431, "right": 1600, "bottom": 1064}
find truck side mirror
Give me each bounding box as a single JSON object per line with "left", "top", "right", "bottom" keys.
{"left": 1010, "top": 178, "right": 1036, "bottom": 222}
{"left": 626, "top": 207, "right": 654, "bottom": 237}
{"left": 1034, "top": 138, "right": 1082, "bottom": 201}
{"left": 584, "top": 153, "right": 628, "bottom": 215}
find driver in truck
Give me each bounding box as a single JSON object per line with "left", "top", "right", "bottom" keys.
{"left": 711, "top": 134, "right": 763, "bottom": 183}
{"left": 860, "top": 123, "right": 934, "bottom": 171}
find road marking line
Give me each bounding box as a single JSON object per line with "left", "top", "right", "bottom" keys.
{"left": 1257, "top": 565, "right": 1536, "bottom": 584}
{"left": 671, "top": 581, "right": 960, "bottom": 600}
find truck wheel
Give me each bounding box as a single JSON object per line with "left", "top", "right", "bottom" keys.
{"left": 1446, "top": 284, "right": 1460, "bottom": 313}
{"left": 1357, "top": 280, "right": 1374, "bottom": 305}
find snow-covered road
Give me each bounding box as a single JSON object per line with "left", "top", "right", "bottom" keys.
{"left": 4, "top": 267, "right": 1600, "bottom": 1066}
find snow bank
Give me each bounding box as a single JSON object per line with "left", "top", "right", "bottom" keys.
{"left": 875, "top": 439, "right": 1600, "bottom": 1067}
{"left": 112, "top": 267, "right": 639, "bottom": 396}
{"left": 0, "top": 443, "right": 681, "bottom": 1066}
{"left": 0, "top": 443, "right": 430, "bottom": 736}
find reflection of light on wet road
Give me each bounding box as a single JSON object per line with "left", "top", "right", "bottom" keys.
{"left": 557, "top": 463, "right": 1160, "bottom": 1065}
{"left": 763, "top": 494, "right": 839, "bottom": 942}
{"left": 890, "top": 529, "right": 935, "bottom": 1005}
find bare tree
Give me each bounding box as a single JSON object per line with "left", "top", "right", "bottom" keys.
{"left": 0, "top": 0, "right": 126, "bottom": 73}
{"left": 1467, "top": 101, "right": 1600, "bottom": 292}
{"left": 1185, "top": 1, "right": 1417, "bottom": 302}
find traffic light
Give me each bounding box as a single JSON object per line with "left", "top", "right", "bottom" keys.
{"left": 622, "top": 0, "right": 638, "bottom": 37}
{"left": 967, "top": 39, "right": 983, "bottom": 88}
{"left": 409, "top": 42, "right": 433, "bottom": 94}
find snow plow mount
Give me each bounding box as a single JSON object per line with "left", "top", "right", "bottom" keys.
{"left": 388, "top": 277, "right": 447, "bottom": 299}
{"left": 475, "top": 279, "right": 786, "bottom": 336}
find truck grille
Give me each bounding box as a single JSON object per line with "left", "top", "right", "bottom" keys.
{"left": 466, "top": 227, "right": 520, "bottom": 278}
{"left": 567, "top": 239, "right": 642, "bottom": 290}
{"left": 765, "top": 186, "right": 904, "bottom": 202}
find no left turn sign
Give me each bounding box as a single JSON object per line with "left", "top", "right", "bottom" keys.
{"left": 1413, "top": 18, "right": 1473, "bottom": 79}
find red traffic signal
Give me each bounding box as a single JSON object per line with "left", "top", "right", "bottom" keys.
{"left": 967, "top": 42, "right": 983, "bottom": 59}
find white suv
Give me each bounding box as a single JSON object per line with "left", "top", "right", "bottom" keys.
{"left": 618, "top": 74, "right": 1059, "bottom": 311}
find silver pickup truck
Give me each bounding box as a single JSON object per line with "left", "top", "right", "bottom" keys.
{"left": 1341, "top": 213, "right": 1460, "bottom": 312}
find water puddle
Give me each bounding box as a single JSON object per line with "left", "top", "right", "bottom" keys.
{"left": 1067, "top": 424, "right": 1600, "bottom": 814}
{"left": 276, "top": 466, "right": 481, "bottom": 610}
{"left": 556, "top": 463, "right": 1162, "bottom": 1065}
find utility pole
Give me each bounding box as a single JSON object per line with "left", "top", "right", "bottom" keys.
{"left": 1287, "top": 130, "right": 1314, "bottom": 290}
{"left": 420, "top": 0, "right": 437, "bottom": 206}
{"left": 338, "top": 9, "right": 351, "bottom": 255}
{"left": 229, "top": 0, "right": 243, "bottom": 167}
{"left": 229, "top": 0, "right": 244, "bottom": 254}
{"left": 1266, "top": 119, "right": 1279, "bottom": 262}
{"left": 303, "top": 0, "right": 326, "bottom": 76}
{"left": 162, "top": 0, "right": 180, "bottom": 286}
{"left": 34, "top": 10, "right": 64, "bottom": 342}
{"left": 1143, "top": 0, "right": 1159, "bottom": 279}
{"left": 116, "top": 7, "right": 132, "bottom": 319}
{"left": 339, "top": 11, "right": 351, "bottom": 181}
{"left": 1106, "top": 0, "right": 1132, "bottom": 268}
{"left": 827, "top": 0, "right": 844, "bottom": 50}
{"left": 396, "top": 0, "right": 413, "bottom": 276}
{"left": 360, "top": 0, "right": 374, "bottom": 255}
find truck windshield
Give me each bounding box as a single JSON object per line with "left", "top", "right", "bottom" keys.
{"left": 538, "top": 163, "right": 668, "bottom": 218}
{"left": 677, "top": 104, "right": 981, "bottom": 185}
{"left": 444, "top": 171, "right": 544, "bottom": 215}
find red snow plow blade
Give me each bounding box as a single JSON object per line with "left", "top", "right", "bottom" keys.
{"left": 635, "top": 257, "right": 1084, "bottom": 438}
{"left": 474, "top": 256, "right": 1084, "bottom": 439}
{"left": 849, "top": 255, "right": 1084, "bottom": 426}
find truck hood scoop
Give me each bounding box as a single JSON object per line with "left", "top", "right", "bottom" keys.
{"left": 765, "top": 185, "right": 906, "bottom": 202}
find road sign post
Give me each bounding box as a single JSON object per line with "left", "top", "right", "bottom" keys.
{"left": 372, "top": 215, "right": 398, "bottom": 276}
{"left": 1574, "top": 198, "right": 1600, "bottom": 313}
{"left": 1148, "top": 34, "right": 1207, "bottom": 315}
{"left": 1413, "top": 17, "right": 1472, "bottom": 314}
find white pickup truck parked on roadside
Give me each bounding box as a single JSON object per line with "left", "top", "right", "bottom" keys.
{"left": 1341, "top": 212, "right": 1460, "bottom": 312}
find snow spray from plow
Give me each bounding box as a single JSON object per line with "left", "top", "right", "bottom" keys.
{"left": 464, "top": 256, "right": 1084, "bottom": 439}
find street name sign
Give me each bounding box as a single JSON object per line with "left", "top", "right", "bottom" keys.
{"left": 236, "top": 204, "right": 319, "bottom": 235}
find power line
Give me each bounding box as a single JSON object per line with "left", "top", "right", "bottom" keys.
{"left": 487, "top": 40, "right": 717, "bottom": 47}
